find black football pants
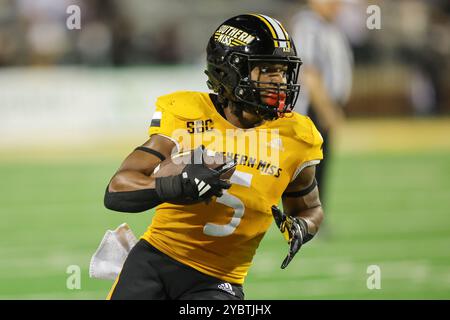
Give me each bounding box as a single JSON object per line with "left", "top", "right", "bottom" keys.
{"left": 107, "top": 239, "right": 244, "bottom": 300}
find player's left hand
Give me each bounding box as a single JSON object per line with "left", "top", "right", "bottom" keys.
{"left": 271, "top": 205, "right": 309, "bottom": 269}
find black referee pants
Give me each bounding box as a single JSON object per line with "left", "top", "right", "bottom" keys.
{"left": 308, "top": 107, "right": 330, "bottom": 205}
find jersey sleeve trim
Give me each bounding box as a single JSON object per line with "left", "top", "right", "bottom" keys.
{"left": 150, "top": 111, "right": 162, "bottom": 128}
{"left": 290, "top": 159, "right": 321, "bottom": 182}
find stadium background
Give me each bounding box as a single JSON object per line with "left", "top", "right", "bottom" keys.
{"left": 1, "top": 0, "right": 449, "bottom": 299}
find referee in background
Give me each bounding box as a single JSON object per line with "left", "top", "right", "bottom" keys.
{"left": 291, "top": 0, "right": 354, "bottom": 206}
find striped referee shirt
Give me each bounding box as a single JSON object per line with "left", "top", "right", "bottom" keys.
{"left": 291, "top": 9, "right": 354, "bottom": 115}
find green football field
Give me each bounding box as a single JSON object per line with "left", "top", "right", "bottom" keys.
{"left": 1, "top": 119, "right": 450, "bottom": 299}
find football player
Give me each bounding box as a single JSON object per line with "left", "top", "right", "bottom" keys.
{"left": 104, "top": 14, "right": 324, "bottom": 300}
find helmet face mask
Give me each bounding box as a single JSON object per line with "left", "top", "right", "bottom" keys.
{"left": 235, "top": 53, "right": 301, "bottom": 119}
{"left": 206, "top": 14, "right": 302, "bottom": 121}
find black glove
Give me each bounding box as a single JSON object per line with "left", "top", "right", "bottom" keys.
{"left": 271, "top": 205, "right": 310, "bottom": 269}
{"left": 156, "top": 146, "right": 235, "bottom": 203}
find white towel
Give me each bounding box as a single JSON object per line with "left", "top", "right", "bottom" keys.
{"left": 89, "top": 223, "right": 138, "bottom": 280}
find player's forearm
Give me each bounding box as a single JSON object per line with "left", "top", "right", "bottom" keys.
{"left": 104, "top": 187, "right": 162, "bottom": 213}
{"left": 109, "top": 170, "right": 156, "bottom": 192}
{"left": 283, "top": 181, "right": 323, "bottom": 235}
{"left": 104, "top": 171, "right": 160, "bottom": 213}
{"left": 293, "top": 205, "right": 324, "bottom": 235}
{"left": 104, "top": 161, "right": 226, "bottom": 212}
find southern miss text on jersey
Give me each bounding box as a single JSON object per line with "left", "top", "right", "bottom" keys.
{"left": 142, "top": 91, "right": 323, "bottom": 284}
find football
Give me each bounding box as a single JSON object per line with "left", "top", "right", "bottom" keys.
{"left": 151, "top": 147, "right": 236, "bottom": 204}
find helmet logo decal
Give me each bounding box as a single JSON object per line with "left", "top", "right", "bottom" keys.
{"left": 214, "top": 25, "right": 256, "bottom": 47}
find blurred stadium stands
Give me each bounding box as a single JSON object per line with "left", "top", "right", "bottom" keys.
{"left": 0, "top": 0, "right": 449, "bottom": 118}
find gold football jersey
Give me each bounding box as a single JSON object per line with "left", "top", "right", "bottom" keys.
{"left": 141, "top": 91, "right": 323, "bottom": 284}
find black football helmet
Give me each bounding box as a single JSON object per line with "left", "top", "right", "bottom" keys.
{"left": 205, "top": 14, "right": 302, "bottom": 120}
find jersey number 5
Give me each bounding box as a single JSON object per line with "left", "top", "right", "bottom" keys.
{"left": 202, "top": 171, "right": 252, "bottom": 237}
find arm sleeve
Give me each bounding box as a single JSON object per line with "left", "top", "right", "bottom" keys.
{"left": 104, "top": 187, "right": 162, "bottom": 213}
